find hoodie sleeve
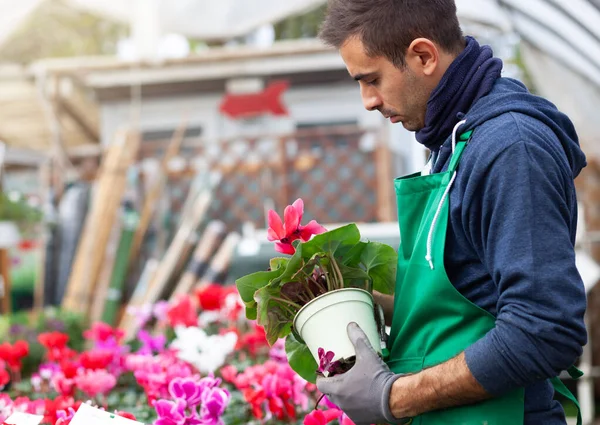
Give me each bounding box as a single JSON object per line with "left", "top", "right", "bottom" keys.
{"left": 462, "top": 137, "right": 587, "bottom": 396}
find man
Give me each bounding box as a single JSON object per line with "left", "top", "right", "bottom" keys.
{"left": 315, "top": 1, "right": 588, "bottom": 424}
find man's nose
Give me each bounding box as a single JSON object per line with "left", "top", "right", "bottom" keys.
{"left": 361, "top": 88, "right": 382, "bottom": 112}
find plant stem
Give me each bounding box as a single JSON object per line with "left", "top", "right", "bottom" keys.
{"left": 271, "top": 296, "right": 303, "bottom": 311}
{"left": 331, "top": 255, "right": 344, "bottom": 290}
{"left": 299, "top": 271, "right": 318, "bottom": 299}
{"left": 317, "top": 258, "right": 333, "bottom": 292}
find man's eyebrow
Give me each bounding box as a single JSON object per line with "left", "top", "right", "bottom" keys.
{"left": 352, "top": 72, "right": 377, "bottom": 81}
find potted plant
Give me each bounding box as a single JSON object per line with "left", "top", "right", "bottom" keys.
{"left": 236, "top": 199, "right": 397, "bottom": 383}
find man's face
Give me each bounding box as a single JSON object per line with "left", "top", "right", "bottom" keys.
{"left": 340, "top": 37, "right": 432, "bottom": 132}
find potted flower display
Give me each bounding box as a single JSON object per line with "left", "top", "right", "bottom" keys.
{"left": 236, "top": 199, "right": 397, "bottom": 383}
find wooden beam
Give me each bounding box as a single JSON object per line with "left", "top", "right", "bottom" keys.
{"left": 62, "top": 129, "right": 140, "bottom": 315}
{"left": 126, "top": 118, "right": 188, "bottom": 282}
{"left": 55, "top": 97, "right": 99, "bottom": 143}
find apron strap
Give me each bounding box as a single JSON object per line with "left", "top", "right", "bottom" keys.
{"left": 550, "top": 366, "right": 583, "bottom": 425}
{"left": 447, "top": 129, "right": 474, "bottom": 174}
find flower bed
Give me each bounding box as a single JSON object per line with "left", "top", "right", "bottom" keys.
{"left": 0, "top": 284, "right": 356, "bottom": 425}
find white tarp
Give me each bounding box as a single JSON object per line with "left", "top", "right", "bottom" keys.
{"left": 67, "top": 0, "right": 326, "bottom": 40}
{"left": 0, "top": 0, "right": 45, "bottom": 46}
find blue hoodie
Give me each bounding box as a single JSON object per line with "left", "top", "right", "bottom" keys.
{"left": 431, "top": 77, "right": 588, "bottom": 423}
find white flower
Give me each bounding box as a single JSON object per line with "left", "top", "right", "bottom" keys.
{"left": 170, "top": 326, "right": 237, "bottom": 374}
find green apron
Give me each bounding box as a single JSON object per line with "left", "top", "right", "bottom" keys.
{"left": 385, "top": 127, "right": 582, "bottom": 425}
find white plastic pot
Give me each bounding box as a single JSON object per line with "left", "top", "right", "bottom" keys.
{"left": 293, "top": 288, "right": 381, "bottom": 366}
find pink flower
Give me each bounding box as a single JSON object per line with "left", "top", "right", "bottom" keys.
{"left": 55, "top": 406, "right": 76, "bottom": 425}
{"left": 74, "top": 369, "right": 117, "bottom": 398}
{"left": 153, "top": 301, "right": 171, "bottom": 323}
{"left": 154, "top": 399, "right": 187, "bottom": 425}
{"left": 168, "top": 377, "right": 203, "bottom": 408}
{"left": 200, "top": 387, "right": 230, "bottom": 425}
{"left": 219, "top": 365, "right": 237, "bottom": 383}
{"left": 83, "top": 322, "right": 124, "bottom": 343}
{"left": 304, "top": 409, "right": 342, "bottom": 425}
{"left": 267, "top": 198, "right": 326, "bottom": 255}
{"left": 52, "top": 372, "right": 75, "bottom": 397}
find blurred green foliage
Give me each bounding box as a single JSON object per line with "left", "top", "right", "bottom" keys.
{"left": 0, "top": 0, "right": 127, "bottom": 64}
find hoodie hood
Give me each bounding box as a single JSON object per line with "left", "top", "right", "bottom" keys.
{"left": 459, "top": 78, "right": 587, "bottom": 178}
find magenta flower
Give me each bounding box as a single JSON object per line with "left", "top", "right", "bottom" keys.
{"left": 138, "top": 330, "right": 167, "bottom": 355}
{"left": 168, "top": 377, "right": 203, "bottom": 408}
{"left": 154, "top": 399, "right": 187, "bottom": 425}
{"left": 318, "top": 348, "right": 342, "bottom": 375}
{"left": 55, "top": 407, "right": 77, "bottom": 425}
{"left": 304, "top": 409, "right": 342, "bottom": 425}
{"left": 200, "top": 387, "right": 230, "bottom": 425}
{"left": 267, "top": 198, "right": 326, "bottom": 255}
{"left": 197, "top": 374, "right": 221, "bottom": 391}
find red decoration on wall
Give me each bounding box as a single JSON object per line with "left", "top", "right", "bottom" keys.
{"left": 219, "top": 81, "right": 289, "bottom": 119}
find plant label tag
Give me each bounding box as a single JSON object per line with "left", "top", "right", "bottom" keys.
{"left": 70, "top": 404, "right": 144, "bottom": 425}
{"left": 2, "top": 412, "right": 44, "bottom": 425}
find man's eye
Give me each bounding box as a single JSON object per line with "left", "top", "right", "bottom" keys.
{"left": 367, "top": 79, "right": 378, "bottom": 86}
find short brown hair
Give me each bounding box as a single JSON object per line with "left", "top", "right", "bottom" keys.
{"left": 319, "top": 0, "right": 464, "bottom": 67}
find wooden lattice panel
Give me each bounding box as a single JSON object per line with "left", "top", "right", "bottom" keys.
{"left": 140, "top": 125, "right": 389, "bottom": 231}
{"left": 280, "top": 127, "right": 378, "bottom": 224}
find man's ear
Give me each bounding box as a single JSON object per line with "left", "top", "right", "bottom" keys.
{"left": 405, "top": 38, "right": 439, "bottom": 76}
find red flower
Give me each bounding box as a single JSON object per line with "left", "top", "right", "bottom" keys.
{"left": 267, "top": 198, "right": 326, "bottom": 255}
{"left": 239, "top": 324, "right": 269, "bottom": 356}
{"left": 83, "top": 322, "right": 125, "bottom": 342}
{"left": 0, "top": 368, "right": 9, "bottom": 388}
{"left": 79, "top": 350, "right": 113, "bottom": 370}
{"left": 195, "top": 284, "right": 227, "bottom": 311}
{"left": 167, "top": 295, "right": 198, "bottom": 328}
{"left": 17, "top": 240, "right": 36, "bottom": 251}
{"left": 39, "top": 332, "right": 72, "bottom": 362}
{"left": 0, "top": 340, "right": 29, "bottom": 371}
{"left": 60, "top": 361, "right": 79, "bottom": 379}
{"left": 116, "top": 411, "right": 137, "bottom": 421}
{"left": 242, "top": 387, "right": 267, "bottom": 419}
{"left": 43, "top": 396, "right": 81, "bottom": 425}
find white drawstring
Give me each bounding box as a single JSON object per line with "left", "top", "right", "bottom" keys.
{"left": 425, "top": 120, "right": 466, "bottom": 270}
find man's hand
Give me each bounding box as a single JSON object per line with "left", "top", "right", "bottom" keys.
{"left": 316, "top": 322, "right": 408, "bottom": 425}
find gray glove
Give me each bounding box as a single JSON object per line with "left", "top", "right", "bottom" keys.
{"left": 316, "top": 322, "right": 409, "bottom": 425}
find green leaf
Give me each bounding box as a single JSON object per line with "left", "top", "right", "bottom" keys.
{"left": 272, "top": 242, "right": 307, "bottom": 286}
{"left": 341, "top": 241, "right": 367, "bottom": 266}
{"left": 361, "top": 242, "right": 397, "bottom": 295}
{"left": 236, "top": 268, "right": 284, "bottom": 304}
{"left": 244, "top": 304, "right": 257, "bottom": 320}
{"left": 301, "top": 224, "right": 361, "bottom": 260}
{"left": 336, "top": 262, "right": 371, "bottom": 290}
{"left": 285, "top": 334, "right": 318, "bottom": 383}
{"left": 270, "top": 257, "right": 289, "bottom": 271}
{"left": 255, "top": 284, "right": 295, "bottom": 345}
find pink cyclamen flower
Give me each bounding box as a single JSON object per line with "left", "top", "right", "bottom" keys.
{"left": 138, "top": 330, "right": 167, "bottom": 355}
{"left": 55, "top": 406, "right": 77, "bottom": 425}
{"left": 267, "top": 198, "right": 326, "bottom": 255}
{"left": 200, "top": 387, "right": 230, "bottom": 425}
{"left": 304, "top": 409, "right": 342, "bottom": 425}
{"left": 168, "top": 377, "right": 203, "bottom": 408}
{"left": 317, "top": 348, "right": 341, "bottom": 374}
{"left": 154, "top": 399, "right": 187, "bottom": 425}
{"left": 74, "top": 369, "right": 117, "bottom": 398}
{"left": 52, "top": 372, "right": 75, "bottom": 397}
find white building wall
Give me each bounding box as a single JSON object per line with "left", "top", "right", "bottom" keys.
{"left": 99, "top": 81, "right": 425, "bottom": 174}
